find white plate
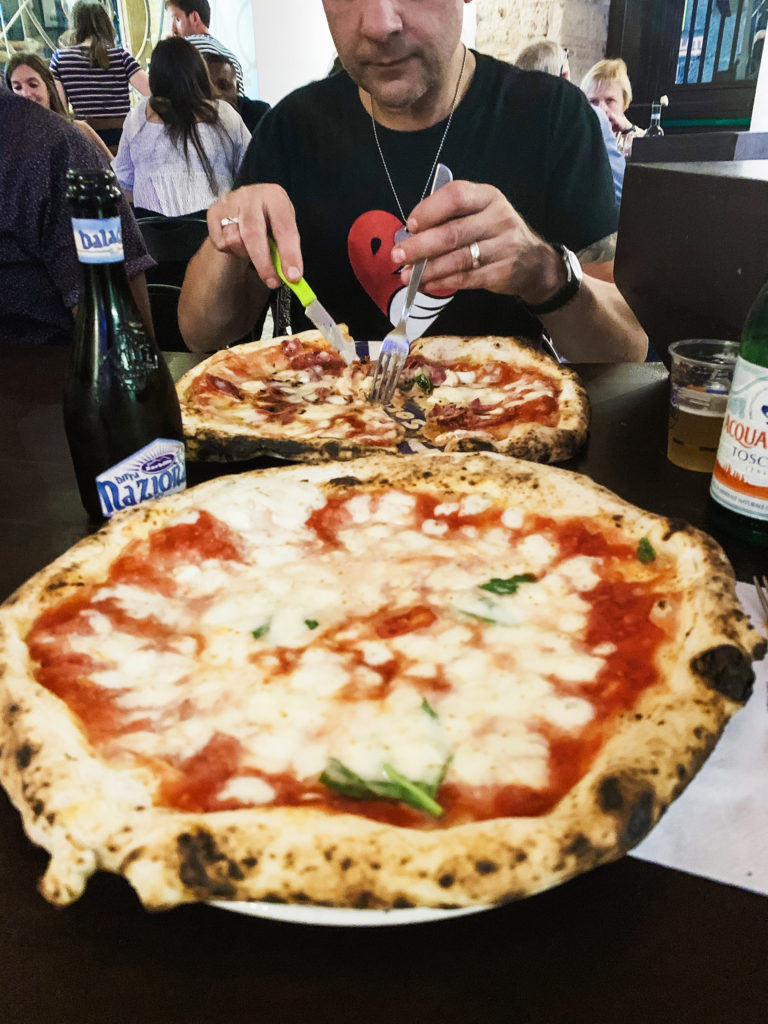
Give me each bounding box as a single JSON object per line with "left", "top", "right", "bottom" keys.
{"left": 210, "top": 900, "right": 492, "bottom": 927}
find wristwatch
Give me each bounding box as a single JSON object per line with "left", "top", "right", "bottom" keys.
{"left": 521, "top": 245, "right": 583, "bottom": 316}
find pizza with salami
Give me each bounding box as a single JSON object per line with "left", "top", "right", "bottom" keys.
{"left": 176, "top": 329, "right": 589, "bottom": 464}
{"left": 0, "top": 453, "right": 762, "bottom": 912}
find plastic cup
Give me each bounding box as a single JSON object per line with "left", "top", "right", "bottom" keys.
{"left": 667, "top": 339, "right": 739, "bottom": 472}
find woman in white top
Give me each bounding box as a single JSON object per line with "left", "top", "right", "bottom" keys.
{"left": 112, "top": 36, "right": 251, "bottom": 218}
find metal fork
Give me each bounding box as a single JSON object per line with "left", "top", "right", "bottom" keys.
{"left": 369, "top": 163, "right": 453, "bottom": 404}
{"left": 753, "top": 574, "right": 768, "bottom": 630}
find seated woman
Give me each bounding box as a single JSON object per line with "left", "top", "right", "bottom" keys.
{"left": 112, "top": 36, "right": 251, "bottom": 218}
{"left": 50, "top": 0, "right": 149, "bottom": 150}
{"left": 581, "top": 58, "right": 643, "bottom": 157}
{"left": 5, "top": 52, "right": 112, "bottom": 160}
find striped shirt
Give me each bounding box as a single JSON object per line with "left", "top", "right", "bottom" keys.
{"left": 185, "top": 34, "right": 244, "bottom": 95}
{"left": 50, "top": 45, "right": 142, "bottom": 118}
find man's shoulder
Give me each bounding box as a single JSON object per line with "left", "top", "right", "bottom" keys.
{"left": 189, "top": 33, "right": 242, "bottom": 66}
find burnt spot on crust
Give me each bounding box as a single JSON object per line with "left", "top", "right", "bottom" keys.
{"left": 3, "top": 703, "right": 20, "bottom": 725}
{"left": 15, "top": 742, "right": 36, "bottom": 770}
{"left": 661, "top": 518, "right": 689, "bottom": 541}
{"left": 329, "top": 476, "right": 362, "bottom": 487}
{"left": 474, "top": 859, "right": 499, "bottom": 875}
{"left": 30, "top": 799, "right": 44, "bottom": 818}
{"left": 176, "top": 829, "right": 242, "bottom": 899}
{"left": 597, "top": 776, "right": 624, "bottom": 813}
{"left": 393, "top": 896, "right": 415, "bottom": 909}
{"left": 353, "top": 890, "right": 373, "bottom": 909}
{"left": 119, "top": 847, "right": 145, "bottom": 871}
{"left": 564, "top": 833, "right": 594, "bottom": 860}
{"left": 438, "top": 873, "right": 455, "bottom": 889}
{"left": 691, "top": 645, "right": 755, "bottom": 703}
{"left": 621, "top": 790, "right": 654, "bottom": 847}
{"left": 514, "top": 850, "right": 528, "bottom": 863}
{"left": 599, "top": 775, "right": 655, "bottom": 847}
{"left": 340, "top": 857, "right": 353, "bottom": 871}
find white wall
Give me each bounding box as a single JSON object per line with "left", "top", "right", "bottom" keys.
{"left": 251, "top": 0, "right": 336, "bottom": 106}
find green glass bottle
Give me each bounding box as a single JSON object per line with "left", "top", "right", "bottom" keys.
{"left": 708, "top": 280, "right": 768, "bottom": 546}
{"left": 64, "top": 168, "right": 186, "bottom": 523}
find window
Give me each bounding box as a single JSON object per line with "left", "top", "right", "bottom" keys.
{"left": 677, "top": 0, "right": 766, "bottom": 84}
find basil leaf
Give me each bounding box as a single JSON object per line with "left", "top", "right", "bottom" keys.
{"left": 251, "top": 624, "right": 269, "bottom": 639}
{"left": 304, "top": 618, "right": 319, "bottom": 630}
{"left": 423, "top": 755, "right": 454, "bottom": 799}
{"left": 381, "top": 763, "right": 444, "bottom": 817}
{"left": 637, "top": 538, "right": 656, "bottom": 563}
{"left": 319, "top": 758, "right": 445, "bottom": 817}
{"left": 479, "top": 573, "right": 537, "bottom": 595}
{"left": 414, "top": 372, "right": 434, "bottom": 395}
{"left": 421, "top": 697, "right": 438, "bottom": 719}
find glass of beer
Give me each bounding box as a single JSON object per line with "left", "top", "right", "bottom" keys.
{"left": 667, "top": 339, "right": 739, "bottom": 472}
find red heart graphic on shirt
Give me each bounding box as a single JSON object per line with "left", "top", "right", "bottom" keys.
{"left": 348, "top": 210, "right": 403, "bottom": 318}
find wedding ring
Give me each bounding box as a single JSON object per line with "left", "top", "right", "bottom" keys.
{"left": 220, "top": 216, "right": 240, "bottom": 228}
{"left": 469, "top": 241, "right": 481, "bottom": 269}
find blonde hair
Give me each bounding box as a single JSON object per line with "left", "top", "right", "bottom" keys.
{"left": 581, "top": 58, "right": 633, "bottom": 110}
{"left": 514, "top": 39, "right": 568, "bottom": 78}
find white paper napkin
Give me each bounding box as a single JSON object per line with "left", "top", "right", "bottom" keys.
{"left": 630, "top": 582, "right": 768, "bottom": 895}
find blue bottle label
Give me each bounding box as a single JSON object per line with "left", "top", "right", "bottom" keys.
{"left": 72, "top": 216, "right": 124, "bottom": 263}
{"left": 96, "top": 439, "right": 186, "bottom": 518}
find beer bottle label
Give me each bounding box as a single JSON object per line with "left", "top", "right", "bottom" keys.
{"left": 71, "top": 216, "right": 124, "bottom": 264}
{"left": 96, "top": 439, "right": 186, "bottom": 518}
{"left": 710, "top": 356, "right": 768, "bottom": 521}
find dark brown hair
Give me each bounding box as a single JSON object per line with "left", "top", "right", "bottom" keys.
{"left": 71, "top": 1, "right": 115, "bottom": 70}
{"left": 164, "top": 0, "right": 211, "bottom": 26}
{"left": 5, "top": 52, "right": 69, "bottom": 116}
{"left": 148, "top": 36, "right": 234, "bottom": 196}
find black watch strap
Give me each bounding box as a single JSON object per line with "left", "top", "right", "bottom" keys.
{"left": 520, "top": 245, "right": 583, "bottom": 316}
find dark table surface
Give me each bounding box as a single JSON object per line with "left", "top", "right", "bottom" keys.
{"left": 0, "top": 346, "right": 765, "bottom": 1024}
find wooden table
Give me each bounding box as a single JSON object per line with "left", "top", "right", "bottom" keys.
{"left": 0, "top": 346, "right": 765, "bottom": 1024}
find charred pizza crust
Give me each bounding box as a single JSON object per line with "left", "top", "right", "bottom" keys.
{"left": 176, "top": 330, "right": 589, "bottom": 465}
{"left": 0, "top": 454, "right": 762, "bottom": 911}
{"left": 176, "top": 329, "right": 405, "bottom": 464}
{"left": 405, "top": 334, "right": 589, "bottom": 462}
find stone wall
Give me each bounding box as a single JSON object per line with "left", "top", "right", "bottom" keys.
{"left": 474, "top": 0, "right": 611, "bottom": 86}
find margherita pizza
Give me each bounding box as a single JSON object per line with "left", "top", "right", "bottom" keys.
{"left": 0, "top": 453, "right": 762, "bottom": 910}
{"left": 176, "top": 329, "right": 589, "bottom": 464}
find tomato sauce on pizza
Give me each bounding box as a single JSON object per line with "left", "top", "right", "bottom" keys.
{"left": 25, "top": 480, "right": 674, "bottom": 830}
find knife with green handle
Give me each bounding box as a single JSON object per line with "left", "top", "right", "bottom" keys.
{"left": 268, "top": 238, "right": 356, "bottom": 364}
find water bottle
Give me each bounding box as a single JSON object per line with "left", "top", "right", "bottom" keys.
{"left": 708, "top": 279, "right": 768, "bottom": 546}
{"left": 646, "top": 101, "right": 664, "bottom": 137}
{"left": 64, "top": 167, "right": 186, "bottom": 523}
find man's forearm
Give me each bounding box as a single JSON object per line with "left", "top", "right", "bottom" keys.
{"left": 179, "top": 239, "right": 271, "bottom": 352}
{"left": 541, "top": 276, "right": 648, "bottom": 363}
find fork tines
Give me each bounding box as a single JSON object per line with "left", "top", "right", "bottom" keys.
{"left": 369, "top": 333, "right": 409, "bottom": 404}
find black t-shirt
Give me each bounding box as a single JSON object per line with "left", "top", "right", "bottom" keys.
{"left": 237, "top": 96, "right": 270, "bottom": 134}
{"left": 237, "top": 54, "right": 618, "bottom": 345}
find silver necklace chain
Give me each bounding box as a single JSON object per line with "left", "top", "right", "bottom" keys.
{"left": 370, "top": 44, "right": 467, "bottom": 225}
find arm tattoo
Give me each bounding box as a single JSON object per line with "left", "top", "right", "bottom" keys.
{"left": 577, "top": 233, "right": 617, "bottom": 265}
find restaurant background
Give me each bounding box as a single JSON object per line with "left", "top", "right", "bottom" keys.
{"left": 2, "top": 1, "right": 765, "bottom": 132}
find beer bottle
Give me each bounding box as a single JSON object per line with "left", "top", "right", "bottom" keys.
{"left": 64, "top": 167, "right": 186, "bottom": 523}
{"left": 708, "top": 279, "right": 768, "bottom": 546}
{"left": 646, "top": 101, "right": 664, "bottom": 137}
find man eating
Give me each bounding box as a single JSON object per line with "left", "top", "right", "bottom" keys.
{"left": 179, "top": 0, "right": 646, "bottom": 363}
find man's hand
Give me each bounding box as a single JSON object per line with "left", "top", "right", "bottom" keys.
{"left": 391, "top": 181, "right": 564, "bottom": 306}
{"left": 207, "top": 184, "right": 304, "bottom": 290}
{"left": 390, "top": 179, "right": 647, "bottom": 363}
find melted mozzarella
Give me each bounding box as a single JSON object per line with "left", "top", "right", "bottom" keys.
{"left": 53, "top": 484, "right": 624, "bottom": 804}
